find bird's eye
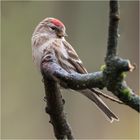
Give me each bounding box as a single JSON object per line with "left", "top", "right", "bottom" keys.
{"left": 50, "top": 26, "right": 56, "bottom": 30}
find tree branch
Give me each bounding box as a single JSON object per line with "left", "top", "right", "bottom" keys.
{"left": 41, "top": 58, "right": 140, "bottom": 112}
{"left": 42, "top": 67, "right": 74, "bottom": 139}
{"left": 40, "top": 0, "right": 139, "bottom": 139}
{"left": 106, "top": 0, "right": 120, "bottom": 59}
{"left": 104, "top": 0, "right": 140, "bottom": 111}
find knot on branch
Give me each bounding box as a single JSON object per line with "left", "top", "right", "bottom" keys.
{"left": 106, "top": 57, "right": 135, "bottom": 73}
{"left": 110, "top": 13, "right": 120, "bottom": 21}
{"left": 103, "top": 57, "right": 135, "bottom": 91}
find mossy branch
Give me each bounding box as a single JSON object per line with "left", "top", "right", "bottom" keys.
{"left": 41, "top": 57, "right": 139, "bottom": 112}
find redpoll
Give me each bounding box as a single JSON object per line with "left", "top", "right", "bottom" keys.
{"left": 31, "top": 17, "right": 119, "bottom": 122}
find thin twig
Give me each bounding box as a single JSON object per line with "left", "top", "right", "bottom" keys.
{"left": 106, "top": 0, "right": 120, "bottom": 60}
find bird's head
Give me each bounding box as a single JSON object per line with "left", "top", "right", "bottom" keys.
{"left": 33, "top": 17, "right": 67, "bottom": 38}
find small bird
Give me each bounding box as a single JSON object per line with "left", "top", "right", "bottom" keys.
{"left": 32, "top": 17, "right": 119, "bottom": 122}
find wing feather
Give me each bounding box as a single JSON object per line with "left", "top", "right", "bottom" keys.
{"left": 62, "top": 39, "right": 87, "bottom": 74}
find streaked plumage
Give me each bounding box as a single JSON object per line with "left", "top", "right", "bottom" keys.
{"left": 32, "top": 17, "right": 119, "bottom": 122}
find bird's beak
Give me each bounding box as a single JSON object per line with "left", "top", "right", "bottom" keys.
{"left": 64, "top": 32, "right": 68, "bottom": 37}
{"left": 57, "top": 32, "right": 68, "bottom": 38}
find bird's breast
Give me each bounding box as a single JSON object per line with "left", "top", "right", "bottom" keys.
{"left": 32, "top": 38, "right": 70, "bottom": 71}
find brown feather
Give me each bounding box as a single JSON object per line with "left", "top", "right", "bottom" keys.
{"left": 62, "top": 40, "right": 88, "bottom": 74}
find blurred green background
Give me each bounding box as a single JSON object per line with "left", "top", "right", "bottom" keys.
{"left": 1, "top": 1, "right": 139, "bottom": 139}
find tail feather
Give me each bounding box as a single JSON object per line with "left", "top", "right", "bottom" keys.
{"left": 79, "top": 89, "right": 119, "bottom": 122}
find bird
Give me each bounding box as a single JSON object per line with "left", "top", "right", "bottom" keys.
{"left": 31, "top": 17, "right": 120, "bottom": 122}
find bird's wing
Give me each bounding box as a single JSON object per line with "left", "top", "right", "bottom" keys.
{"left": 62, "top": 39, "right": 88, "bottom": 74}
{"left": 62, "top": 39, "right": 122, "bottom": 104}
{"left": 62, "top": 40, "right": 119, "bottom": 122}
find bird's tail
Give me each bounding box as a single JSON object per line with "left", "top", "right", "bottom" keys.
{"left": 79, "top": 89, "right": 119, "bottom": 123}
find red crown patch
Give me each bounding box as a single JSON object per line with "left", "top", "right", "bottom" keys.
{"left": 50, "top": 18, "right": 64, "bottom": 27}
